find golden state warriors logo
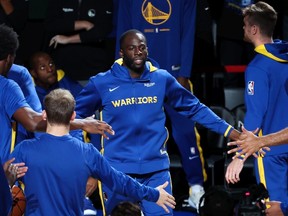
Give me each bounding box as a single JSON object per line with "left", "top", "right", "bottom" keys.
{"left": 142, "top": 0, "right": 171, "bottom": 25}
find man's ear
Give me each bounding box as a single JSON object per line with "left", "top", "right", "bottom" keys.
{"left": 42, "top": 110, "right": 47, "bottom": 121}
{"left": 251, "top": 25, "right": 258, "bottom": 35}
{"left": 71, "top": 111, "right": 76, "bottom": 121}
{"left": 119, "top": 49, "right": 123, "bottom": 58}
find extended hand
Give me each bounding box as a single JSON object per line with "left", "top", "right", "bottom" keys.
{"left": 155, "top": 181, "right": 176, "bottom": 213}
{"left": 227, "top": 126, "right": 270, "bottom": 161}
{"left": 49, "top": 35, "right": 70, "bottom": 48}
{"left": 81, "top": 118, "right": 115, "bottom": 140}
{"left": 3, "top": 158, "right": 28, "bottom": 186}
{"left": 225, "top": 158, "right": 243, "bottom": 184}
{"left": 85, "top": 177, "right": 98, "bottom": 197}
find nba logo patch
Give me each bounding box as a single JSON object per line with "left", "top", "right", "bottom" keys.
{"left": 247, "top": 81, "right": 254, "bottom": 95}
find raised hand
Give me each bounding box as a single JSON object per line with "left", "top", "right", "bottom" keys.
{"left": 72, "top": 117, "right": 115, "bottom": 139}
{"left": 155, "top": 181, "right": 176, "bottom": 213}
{"left": 227, "top": 126, "right": 270, "bottom": 161}
{"left": 3, "top": 158, "right": 28, "bottom": 186}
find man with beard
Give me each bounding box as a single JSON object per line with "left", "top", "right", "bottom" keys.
{"left": 75, "top": 29, "right": 241, "bottom": 215}
{"left": 114, "top": 1, "right": 207, "bottom": 210}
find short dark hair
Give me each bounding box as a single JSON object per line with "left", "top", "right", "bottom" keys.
{"left": 0, "top": 24, "right": 19, "bottom": 60}
{"left": 242, "top": 1, "right": 277, "bottom": 38}
{"left": 111, "top": 201, "right": 141, "bottom": 216}
{"left": 29, "top": 51, "right": 50, "bottom": 71}
{"left": 44, "top": 89, "right": 75, "bottom": 125}
{"left": 119, "top": 29, "right": 147, "bottom": 50}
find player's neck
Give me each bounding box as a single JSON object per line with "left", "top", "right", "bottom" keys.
{"left": 46, "top": 123, "right": 70, "bottom": 136}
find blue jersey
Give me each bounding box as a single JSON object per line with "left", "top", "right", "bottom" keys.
{"left": 76, "top": 59, "right": 234, "bottom": 174}
{"left": 116, "top": 0, "right": 196, "bottom": 78}
{"left": 8, "top": 64, "right": 42, "bottom": 145}
{"left": 244, "top": 40, "right": 288, "bottom": 205}
{"left": 0, "top": 76, "right": 29, "bottom": 162}
{"left": 11, "top": 134, "right": 159, "bottom": 216}
{"left": 35, "top": 69, "right": 83, "bottom": 108}
{"left": 8, "top": 64, "right": 42, "bottom": 112}
{"left": 244, "top": 40, "right": 288, "bottom": 156}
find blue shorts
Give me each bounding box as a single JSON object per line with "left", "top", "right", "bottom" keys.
{"left": 101, "top": 169, "right": 172, "bottom": 216}
{"left": 255, "top": 153, "right": 288, "bottom": 203}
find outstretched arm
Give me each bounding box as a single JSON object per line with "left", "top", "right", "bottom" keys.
{"left": 13, "top": 107, "right": 114, "bottom": 138}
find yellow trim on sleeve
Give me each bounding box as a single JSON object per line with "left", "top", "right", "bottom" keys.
{"left": 224, "top": 125, "right": 232, "bottom": 137}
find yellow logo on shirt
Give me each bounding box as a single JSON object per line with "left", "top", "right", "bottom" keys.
{"left": 142, "top": 0, "right": 171, "bottom": 25}
{"left": 111, "top": 96, "right": 158, "bottom": 107}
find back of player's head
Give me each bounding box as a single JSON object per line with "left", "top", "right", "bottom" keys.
{"left": 44, "top": 89, "right": 75, "bottom": 125}
{"left": 0, "top": 24, "right": 19, "bottom": 61}
{"left": 111, "top": 201, "right": 141, "bottom": 216}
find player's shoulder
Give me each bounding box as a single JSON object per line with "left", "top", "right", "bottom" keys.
{"left": 0, "top": 76, "right": 20, "bottom": 91}
{"left": 89, "top": 69, "right": 112, "bottom": 82}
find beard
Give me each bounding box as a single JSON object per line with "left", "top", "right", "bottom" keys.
{"left": 123, "top": 55, "right": 147, "bottom": 75}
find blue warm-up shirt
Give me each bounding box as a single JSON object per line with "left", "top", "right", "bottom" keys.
{"left": 76, "top": 59, "right": 234, "bottom": 174}
{"left": 0, "top": 76, "right": 29, "bottom": 162}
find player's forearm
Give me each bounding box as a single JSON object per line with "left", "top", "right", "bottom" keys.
{"left": 14, "top": 107, "right": 46, "bottom": 132}
{"left": 260, "top": 128, "right": 288, "bottom": 147}
{"left": 75, "top": 20, "right": 94, "bottom": 31}
{"left": 66, "top": 34, "right": 81, "bottom": 44}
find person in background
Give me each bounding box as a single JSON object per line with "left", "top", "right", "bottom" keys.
{"left": 9, "top": 88, "right": 176, "bottom": 215}
{"left": 28, "top": 51, "right": 83, "bottom": 108}
{"left": 115, "top": 1, "right": 207, "bottom": 210}
{"left": 225, "top": 3, "right": 288, "bottom": 216}
{"left": 28, "top": 51, "right": 100, "bottom": 215}
{"left": 44, "top": 0, "right": 115, "bottom": 81}
{"left": 0, "top": 23, "right": 114, "bottom": 163}
{"left": 75, "top": 29, "right": 241, "bottom": 215}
